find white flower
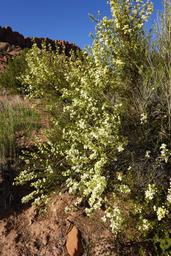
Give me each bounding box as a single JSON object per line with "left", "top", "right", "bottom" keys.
{"left": 118, "top": 184, "right": 131, "bottom": 194}
{"left": 145, "top": 184, "right": 156, "bottom": 201}
{"left": 145, "top": 150, "right": 151, "bottom": 158}
{"left": 139, "top": 219, "right": 151, "bottom": 231}
{"left": 140, "top": 112, "right": 147, "bottom": 124}
{"left": 134, "top": 204, "right": 142, "bottom": 214}
{"left": 116, "top": 171, "right": 123, "bottom": 181}
{"left": 167, "top": 192, "right": 171, "bottom": 204}
{"left": 101, "top": 215, "right": 107, "bottom": 222}
{"left": 167, "top": 180, "right": 171, "bottom": 204}
{"left": 160, "top": 143, "right": 167, "bottom": 149}
{"left": 106, "top": 206, "right": 123, "bottom": 234}
{"left": 117, "top": 144, "right": 124, "bottom": 152}
{"left": 156, "top": 206, "right": 168, "bottom": 221}
{"left": 160, "top": 143, "right": 171, "bottom": 163}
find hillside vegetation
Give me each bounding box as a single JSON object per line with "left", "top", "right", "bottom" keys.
{"left": 0, "top": 0, "right": 171, "bottom": 255}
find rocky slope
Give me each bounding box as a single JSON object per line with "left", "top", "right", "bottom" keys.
{"left": 0, "top": 26, "right": 80, "bottom": 72}
{"left": 0, "top": 194, "right": 119, "bottom": 256}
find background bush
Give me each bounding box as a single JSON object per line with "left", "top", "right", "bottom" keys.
{"left": 0, "top": 50, "right": 28, "bottom": 95}
{"left": 0, "top": 95, "right": 40, "bottom": 164}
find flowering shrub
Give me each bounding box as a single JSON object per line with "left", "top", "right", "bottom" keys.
{"left": 15, "top": 43, "right": 127, "bottom": 212}
{"left": 12, "top": 1, "right": 171, "bottom": 253}
{"left": 15, "top": 139, "right": 65, "bottom": 206}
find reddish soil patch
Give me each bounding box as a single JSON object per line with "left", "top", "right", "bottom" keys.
{"left": 0, "top": 194, "right": 119, "bottom": 256}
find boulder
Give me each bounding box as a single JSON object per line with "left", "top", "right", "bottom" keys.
{"left": 66, "top": 226, "right": 83, "bottom": 256}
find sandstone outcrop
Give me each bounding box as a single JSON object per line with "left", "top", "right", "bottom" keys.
{"left": 0, "top": 26, "right": 80, "bottom": 54}
{"left": 0, "top": 26, "right": 80, "bottom": 72}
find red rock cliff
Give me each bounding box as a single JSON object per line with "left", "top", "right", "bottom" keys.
{"left": 0, "top": 26, "right": 81, "bottom": 71}
{"left": 0, "top": 26, "right": 80, "bottom": 54}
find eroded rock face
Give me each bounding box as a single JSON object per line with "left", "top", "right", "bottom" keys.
{"left": 0, "top": 26, "right": 80, "bottom": 54}
{"left": 0, "top": 26, "right": 26, "bottom": 48}
{"left": 0, "top": 26, "right": 81, "bottom": 72}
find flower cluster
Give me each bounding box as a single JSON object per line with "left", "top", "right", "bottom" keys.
{"left": 167, "top": 179, "right": 171, "bottom": 204}
{"left": 160, "top": 143, "right": 171, "bottom": 163}
{"left": 140, "top": 112, "right": 148, "bottom": 124}
{"left": 145, "top": 184, "right": 156, "bottom": 201}
{"left": 138, "top": 218, "right": 151, "bottom": 232}
{"left": 155, "top": 206, "right": 169, "bottom": 221}
{"left": 61, "top": 55, "right": 127, "bottom": 213}
{"left": 110, "top": 0, "right": 153, "bottom": 32}
{"left": 104, "top": 205, "right": 124, "bottom": 234}
{"left": 91, "top": 0, "right": 153, "bottom": 112}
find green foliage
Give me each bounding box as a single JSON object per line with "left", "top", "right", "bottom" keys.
{"left": 15, "top": 139, "right": 65, "bottom": 206}
{"left": 91, "top": 0, "right": 153, "bottom": 111}
{"left": 153, "top": 230, "right": 171, "bottom": 255}
{"left": 0, "top": 96, "right": 40, "bottom": 162}
{"left": 18, "top": 44, "right": 70, "bottom": 98}
{"left": 137, "top": 0, "right": 171, "bottom": 140}
{"left": 0, "top": 50, "right": 28, "bottom": 94}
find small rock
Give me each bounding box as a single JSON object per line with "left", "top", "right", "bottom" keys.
{"left": 66, "top": 226, "right": 83, "bottom": 256}
{"left": 0, "top": 42, "right": 10, "bottom": 51}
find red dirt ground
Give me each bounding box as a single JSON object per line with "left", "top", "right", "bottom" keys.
{"left": 0, "top": 194, "right": 118, "bottom": 256}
